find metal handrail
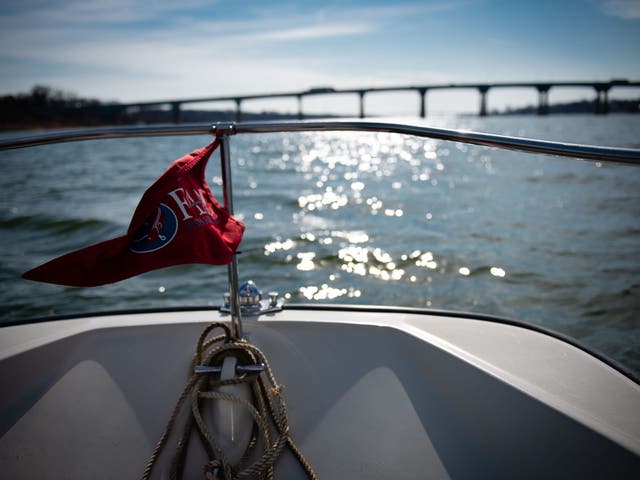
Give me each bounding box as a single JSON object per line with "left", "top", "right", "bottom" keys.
{"left": 1, "top": 119, "right": 639, "bottom": 165}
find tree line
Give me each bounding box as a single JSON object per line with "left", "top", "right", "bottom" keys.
{"left": 0, "top": 86, "right": 303, "bottom": 130}
{"left": 0, "top": 86, "right": 112, "bottom": 129}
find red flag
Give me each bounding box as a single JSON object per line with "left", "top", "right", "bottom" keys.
{"left": 23, "top": 140, "right": 244, "bottom": 287}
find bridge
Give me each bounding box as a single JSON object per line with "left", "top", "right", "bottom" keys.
{"left": 115, "top": 79, "right": 640, "bottom": 123}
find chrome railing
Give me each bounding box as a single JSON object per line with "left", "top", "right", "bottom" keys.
{"left": 1, "top": 120, "right": 639, "bottom": 165}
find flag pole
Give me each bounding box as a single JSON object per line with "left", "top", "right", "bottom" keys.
{"left": 217, "top": 123, "right": 243, "bottom": 339}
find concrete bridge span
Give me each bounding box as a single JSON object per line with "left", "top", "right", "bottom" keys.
{"left": 116, "top": 79, "right": 640, "bottom": 122}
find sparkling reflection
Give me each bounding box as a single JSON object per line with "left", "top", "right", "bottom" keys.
{"left": 264, "top": 238, "right": 295, "bottom": 255}
{"left": 296, "top": 252, "right": 316, "bottom": 271}
{"left": 300, "top": 284, "right": 362, "bottom": 300}
{"left": 415, "top": 251, "right": 437, "bottom": 270}
{"left": 254, "top": 131, "right": 514, "bottom": 308}
{"left": 490, "top": 267, "right": 506, "bottom": 277}
{"left": 298, "top": 189, "right": 348, "bottom": 211}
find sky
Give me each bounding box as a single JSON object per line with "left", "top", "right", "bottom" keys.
{"left": 1, "top": 0, "right": 639, "bottom": 115}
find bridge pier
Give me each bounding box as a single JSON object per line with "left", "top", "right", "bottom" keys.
{"left": 478, "top": 86, "right": 490, "bottom": 116}
{"left": 297, "top": 95, "right": 304, "bottom": 120}
{"left": 418, "top": 88, "right": 428, "bottom": 118}
{"left": 171, "top": 102, "right": 182, "bottom": 123}
{"left": 235, "top": 98, "right": 242, "bottom": 122}
{"left": 536, "top": 86, "right": 550, "bottom": 115}
{"left": 358, "top": 91, "right": 366, "bottom": 118}
{"left": 594, "top": 85, "right": 610, "bottom": 114}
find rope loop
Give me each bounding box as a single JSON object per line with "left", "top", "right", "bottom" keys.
{"left": 141, "top": 322, "right": 317, "bottom": 480}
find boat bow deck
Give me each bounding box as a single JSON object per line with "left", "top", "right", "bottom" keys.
{"left": 1, "top": 308, "right": 638, "bottom": 479}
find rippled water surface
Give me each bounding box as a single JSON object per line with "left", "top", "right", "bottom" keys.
{"left": 1, "top": 115, "right": 639, "bottom": 373}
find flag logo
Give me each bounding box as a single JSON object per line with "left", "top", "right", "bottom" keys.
{"left": 130, "top": 203, "right": 178, "bottom": 253}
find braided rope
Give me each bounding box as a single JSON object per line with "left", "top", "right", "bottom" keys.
{"left": 141, "top": 322, "right": 317, "bottom": 480}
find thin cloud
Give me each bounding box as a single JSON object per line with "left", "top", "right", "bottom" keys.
{"left": 0, "top": 0, "right": 211, "bottom": 26}
{"left": 246, "top": 23, "right": 375, "bottom": 41}
{"left": 600, "top": 0, "right": 640, "bottom": 19}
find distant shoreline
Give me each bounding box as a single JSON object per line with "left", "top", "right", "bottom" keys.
{"left": 494, "top": 98, "right": 639, "bottom": 115}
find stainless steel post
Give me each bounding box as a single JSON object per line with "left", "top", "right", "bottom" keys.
{"left": 219, "top": 132, "right": 243, "bottom": 339}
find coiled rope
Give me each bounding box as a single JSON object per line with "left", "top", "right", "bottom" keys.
{"left": 142, "top": 322, "right": 317, "bottom": 480}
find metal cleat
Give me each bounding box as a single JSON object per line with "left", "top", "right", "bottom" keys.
{"left": 221, "top": 280, "right": 284, "bottom": 316}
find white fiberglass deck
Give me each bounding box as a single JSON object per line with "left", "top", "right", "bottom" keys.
{"left": 1, "top": 307, "right": 639, "bottom": 479}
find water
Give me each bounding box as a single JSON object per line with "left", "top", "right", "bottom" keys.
{"left": 1, "top": 114, "right": 639, "bottom": 374}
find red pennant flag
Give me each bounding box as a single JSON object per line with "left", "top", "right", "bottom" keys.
{"left": 23, "top": 140, "right": 244, "bottom": 287}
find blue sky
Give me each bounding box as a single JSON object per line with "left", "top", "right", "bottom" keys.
{"left": 1, "top": 0, "right": 639, "bottom": 114}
